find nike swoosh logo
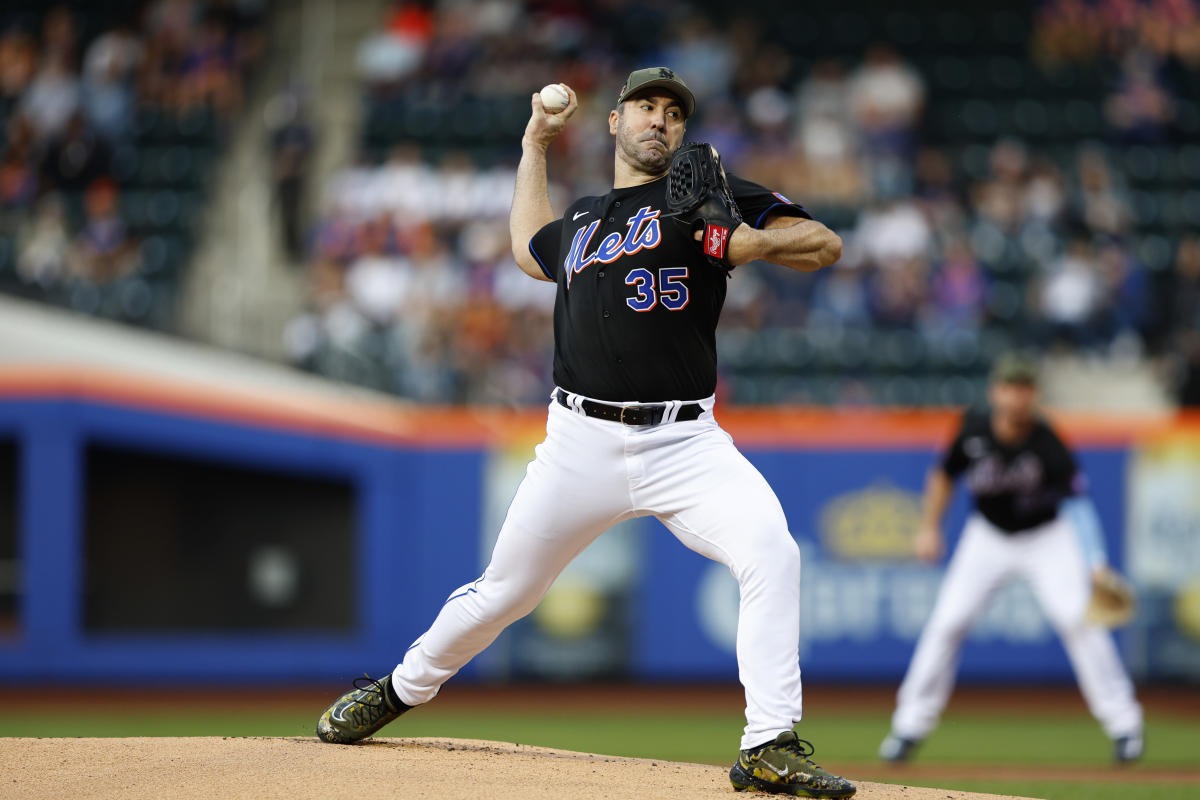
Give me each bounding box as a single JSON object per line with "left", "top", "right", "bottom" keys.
{"left": 573, "top": 211, "right": 589, "bottom": 220}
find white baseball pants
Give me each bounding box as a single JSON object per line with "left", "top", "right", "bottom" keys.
{"left": 891, "top": 513, "right": 1143, "bottom": 741}
{"left": 393, "top": 391, "right": 805, "bottom": 750}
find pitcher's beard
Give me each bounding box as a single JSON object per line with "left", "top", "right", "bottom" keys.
{"left": 617, "top": 125, "right": 671, "bottom": 175}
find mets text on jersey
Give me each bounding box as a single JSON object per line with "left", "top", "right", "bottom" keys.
{"left": 563, "top": 206, "right": 661, "bottom": 288}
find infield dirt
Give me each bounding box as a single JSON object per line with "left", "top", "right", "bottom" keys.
{"left": 0, "top": 736, "right": 1040, "bottom": 800}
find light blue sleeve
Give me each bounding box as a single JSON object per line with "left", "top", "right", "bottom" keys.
{"left": 1063, "top": 496, "right": 1107, "bottom": 570}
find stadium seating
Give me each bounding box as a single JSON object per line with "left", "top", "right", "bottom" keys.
{"left": 5, "top": 2, "right": 1195, "bottom": 407}
{"left": 0, "top": 2, "right": 255, "bottom": 330}
{"left": 299, "top": 0, "right": 1192, "bottom": 406}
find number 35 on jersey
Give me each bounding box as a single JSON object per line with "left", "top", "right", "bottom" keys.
{"left": 625, "top": 267, "right": 689, "bottom": 312}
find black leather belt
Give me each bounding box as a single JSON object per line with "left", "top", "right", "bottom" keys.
{"left": 555, "top": 389, "right": 703, "bottom": 426}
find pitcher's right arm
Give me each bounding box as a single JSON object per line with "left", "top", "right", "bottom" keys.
{"left": 511, "top": 86, "right": 578, "bottom": 281}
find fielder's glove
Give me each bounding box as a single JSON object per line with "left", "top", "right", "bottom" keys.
{"left": 1085, "top": 566, "right": 1136, "bottom": 628}
{"left": 664, "top": 142, "right": 743, "bottom": 269}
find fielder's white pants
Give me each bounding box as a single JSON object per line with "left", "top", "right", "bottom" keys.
{"left": 891, "top": 513, "right": 1143, "bottom": 741}
{"left": 393, "top": 391, "right": 804, "bottom": 750}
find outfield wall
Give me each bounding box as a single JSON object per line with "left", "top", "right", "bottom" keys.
{"left": 0, "top": 367, "right": 1195, "bottom": 684}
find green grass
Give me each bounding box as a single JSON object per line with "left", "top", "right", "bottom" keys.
{"left": 847, "top": 713, "right": 1198, "bottom": 767}
{"left": 874, "top": 781, "right": 1190, "bottom": 800}
{"left": 1, "top": 705, "right": 1196, "bottom": 800}
{"left": 1, "top": 707, "right": 1196, "bottom": 766}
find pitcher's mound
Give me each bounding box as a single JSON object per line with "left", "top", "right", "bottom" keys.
{"left": 1, "top": 736, "right": 1040, "bottom": 800}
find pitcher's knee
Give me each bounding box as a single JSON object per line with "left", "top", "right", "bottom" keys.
{"left": 737, "top": 530, "right": 801, "bottom": 585}
{"left": 774, "top": 537, "right": 802, "bottom": 580}
{"left": 463, "top": 579, "right": 544, "bottom": 627}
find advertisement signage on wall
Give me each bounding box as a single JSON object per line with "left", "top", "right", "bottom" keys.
{"left": 482, "top": 439, "right": 1130, "bottom": 683}
{"left": 0, "top": 370, "right": 1151, "bottom": 684}
{"left": 633, "top": 449, "right": 1127, "bottom": 682}
{"left": 1125, "top": 434, "right": 1200, "bottom": 681}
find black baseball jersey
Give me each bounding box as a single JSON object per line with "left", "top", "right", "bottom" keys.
{"left": 528, "top": 174, "right": 810, "bottom": 402}
{"left": 940, "top": 407, "right": 1084, "bottom": 533}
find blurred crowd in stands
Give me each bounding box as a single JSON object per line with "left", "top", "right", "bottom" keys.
{"left": 0, "top": 0, "right": 261, "bottom": 310}
{"left": 287, "top": 0, "right": 1200, "bottom": 407}
{"left": 3, "top": 1, "right": 1199, "bottom": 408}
{"left": 1034, "top": 0, "right": 1200, "bottom": 67}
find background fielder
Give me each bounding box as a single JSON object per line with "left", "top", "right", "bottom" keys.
{"left": 879, "top": 354, "right": 1145, "bottom": 765}
{"left": 315, "top": 68, "right": 856, "bottom": 798}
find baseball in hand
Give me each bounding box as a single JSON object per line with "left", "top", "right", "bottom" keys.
{"left": 539, "top": 83, "right": 570, "bottom": 114}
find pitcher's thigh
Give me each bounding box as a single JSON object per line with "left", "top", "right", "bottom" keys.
{"left": 655, "top": 436, "right": 795, "bottom": 573}
{"left": 485, "top": 459, "right": 629, "bottom": 589}
{"left": 478, "top": 418, "right": 634, "bottom": 605}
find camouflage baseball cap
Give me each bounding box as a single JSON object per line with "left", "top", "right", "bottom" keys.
{"left": 617, "top": 67, "right": 695, "bottom": 118}
{"left": 989, "top": 352, "right": 1039, "bottom": 386}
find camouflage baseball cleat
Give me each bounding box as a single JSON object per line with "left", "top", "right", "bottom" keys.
{"left": 730, "top": 731, "right": 856, "bottom": 798}
{"left": 317, "top": 673, "right": 410, "bottom": 744}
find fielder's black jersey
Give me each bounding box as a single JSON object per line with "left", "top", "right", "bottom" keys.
{"left": 529, "top": 173, "right": 810, "bottom": 402}
{"left": 940, "top": 407, "right": 1083, "bottom": 533}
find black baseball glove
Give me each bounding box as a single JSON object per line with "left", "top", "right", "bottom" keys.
{"left": 663, "top": 142, "right": 743, "bottom": 269}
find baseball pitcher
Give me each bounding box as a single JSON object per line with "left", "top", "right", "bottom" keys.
{"left": 879, "top": 354, "right": 1144, "bottom": 764}
{"left": 315, "top": 67, "right": 855, "bottom": 798}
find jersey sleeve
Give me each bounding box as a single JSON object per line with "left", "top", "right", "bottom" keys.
{"left": 528, "top": 219, "right": 563, "bottom": 281}
{"left": 939, "top": 411, "right": 973, "bottom": 478}
{"left": 728, "top": 175, "right": 813, "bottom": 229}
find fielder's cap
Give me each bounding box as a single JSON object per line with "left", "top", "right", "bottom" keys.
{"left": 617, "top": 67, "right": 695, "bottom": 118}
{"left": 989, "top": 352, "right": 1039, "bottom": 386}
